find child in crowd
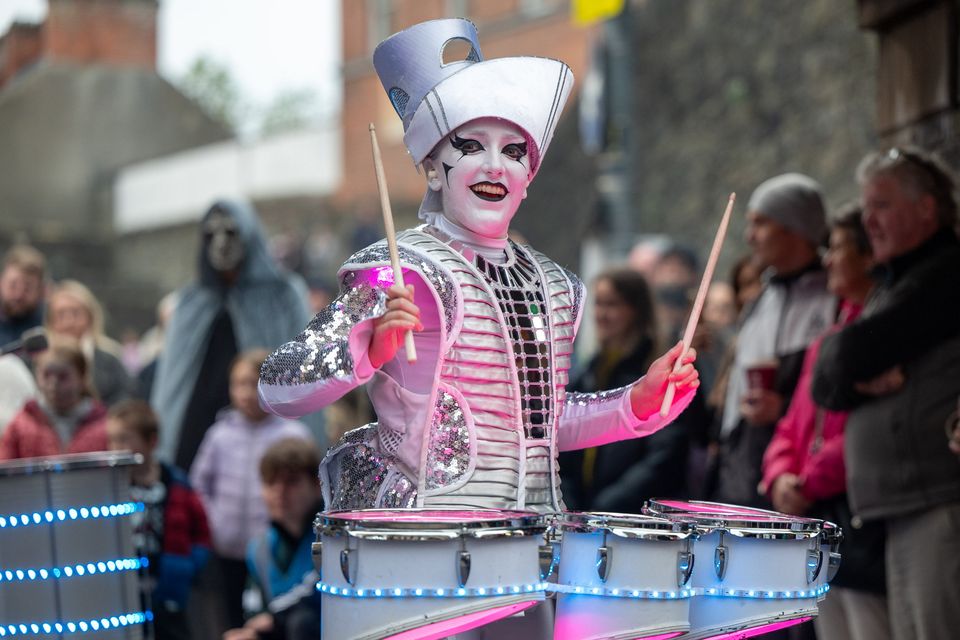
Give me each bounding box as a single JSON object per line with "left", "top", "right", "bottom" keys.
{"left": 224, "top": 437, "right": 323, "bottom": 640}
{"left": 189, "top": 349, "right": 311, "bottom": 630}
{"left": 106, "top": 400, "right": 211, "bottom": 640}
{"left": 0, "top": 340, "right": 108, "bottom": 459}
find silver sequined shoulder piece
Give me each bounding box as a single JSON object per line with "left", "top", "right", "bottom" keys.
{"left": 259, "top": 270, "right": 386, "bottom": 386}
{"left": 341, "top": 231, "right": 460, "bottom": 337}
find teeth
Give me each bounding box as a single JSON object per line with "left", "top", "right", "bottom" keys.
{"left": 471, "top": 183, "right": 506, "bottom": 196}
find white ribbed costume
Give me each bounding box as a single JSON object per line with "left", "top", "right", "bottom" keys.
{"left": 257, "top": 18, "right": 693, "bottom": 515}
{"left": 259, "top": 223, "right": 692, "bottom": 513}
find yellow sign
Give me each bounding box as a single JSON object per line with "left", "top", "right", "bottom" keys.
{"left": 572, "top": 0, "right": 625, "bottom": 26}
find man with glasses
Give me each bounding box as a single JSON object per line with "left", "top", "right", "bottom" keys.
{"left": 813, "top": 147, "right": 960, "bottom": 640}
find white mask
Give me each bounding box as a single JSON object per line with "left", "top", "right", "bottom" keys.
{"left": 425, "top": 118, "right": 532, "bottom": 240}
{"left": 203, "top": 210, "right": 245, "bottom": 273}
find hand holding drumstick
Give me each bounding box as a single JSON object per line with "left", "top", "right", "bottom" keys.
{"left": 655, "top": 193, "right": 737, "bottom": 418}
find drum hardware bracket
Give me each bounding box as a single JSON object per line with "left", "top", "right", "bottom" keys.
{"left": 312, "top": 541, "right": 323, "bottom": 574}
{"left": 539, "top": 542, "right": 558, "bottom": 581}
{"left": 826, "top": 549, "right": 842, "bottom": 582}
{"left": 714, "top": 530, "right": 728, "bottom": 581}
{"left": 457, "top": 528, "right": 471, "bottom": 587}
{"left": 341, "top": 536, "right": 357, "bottom": 585}
{"left": 806, "top": 538, "right": 823, "bottom": 584}
{"left": 677, "top": 537, "right": 694, "bottom": 587}
{"left": 596, "top": 529, "right": 612, "bottom": 583}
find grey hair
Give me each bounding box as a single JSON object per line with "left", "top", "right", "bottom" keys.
{"left": 856, "top": 147, "right": 958, "bottom": 228}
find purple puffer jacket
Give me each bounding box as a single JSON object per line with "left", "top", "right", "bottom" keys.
{"left": 189, "top": 408, "right": 312, "bottom": 559}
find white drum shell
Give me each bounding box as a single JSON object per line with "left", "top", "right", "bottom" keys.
{"left": 320, "top": 531, "right": 544, "bottom": 640}
{"left": 554, "top": 528, "right": 691, "bottom": 640}
{"left": 683, "top": 530, "right": 819, "bottom": 639}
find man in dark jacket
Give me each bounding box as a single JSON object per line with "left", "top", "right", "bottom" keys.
{"left": 712, "top": 173, "right": 837, "bottom": 507}
{"left": 812, "top": 147, "right": 960, "bottom": 640}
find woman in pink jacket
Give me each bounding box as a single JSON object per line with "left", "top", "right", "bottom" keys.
{"left": 761, "top": 205, "right": 889, "bottom": 640}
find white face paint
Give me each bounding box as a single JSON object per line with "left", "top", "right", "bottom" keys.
{"left": 425, "top": 117, "right": 533, "bottom": 239}
{"left": 203, "top": 209, "right": 245, "bottom": 273}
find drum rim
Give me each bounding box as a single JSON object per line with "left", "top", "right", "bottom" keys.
{"left": 645, "top": 499, "right": 823, "bottom": 534}
{"left": 317, "top": 507, "right": 549, "bottom": 540}
{"left": 0, "top": 451, "right": 141, "bottom": 477}
{"left": 559, "top": 510, "right": 697, "bottom": 540}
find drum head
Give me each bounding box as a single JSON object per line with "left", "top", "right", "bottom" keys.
{"left": 318, "top": 508, "right": 548, "bottom": 540}
{"left": 559, "top": 511, "right": 695, "bottom": 540}
{"left": 644, "top": 500, "right": 822, "bottom": 537}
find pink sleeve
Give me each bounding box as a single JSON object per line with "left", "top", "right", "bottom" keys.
{"left": 799, "top": 415, "right": 847, "bottom": 501}
{"left": 761, "top": 410, "right": 801, "bottom": 494}
{"left": 557, "top": 383, "right": 695, "bottom": 451}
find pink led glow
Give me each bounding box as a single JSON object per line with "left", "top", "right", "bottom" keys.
{"left": 653, "top": 500, "right": 774, "bottom": 516}
{"left": 650, "top": 500, "right": 816, "bottom": 525}
{"left": 330, "top": 509, "right": 532, "bottom": 523}
{"left": 701, "top": 616, "right": 813, "bottom": 639}
{"left": 370, "top": 266, "right": 396, "bottom": 287}
{"left": 383, "top": 600, "right": 537, "bottom": 640}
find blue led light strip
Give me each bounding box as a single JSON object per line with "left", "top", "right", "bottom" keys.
{"left": 0, "top": 611, "right": 152, "bottom": 637}
{"left": 547, "top": 583, "right": 830, "bottom": 601}
{"left": 698, "top": 584, "right": 830, "bottom": 600}
{"left": 0, "top": 502, "right": 143, "bottom": 529}
{"left": 316, "top": 581, "right": 549, "bottom": 598}
{"left": 548, "top": 584, "right": 695, "bottom": 599}
{"left": 0, "top": 557, "right": 148, "bottom": 583}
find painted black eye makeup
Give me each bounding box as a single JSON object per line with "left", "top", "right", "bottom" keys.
{"left": 503, "top": 142, "right": 527, "bottom": 162}
{"left": 450, "top": 134, "right": 484, "bottom": 156}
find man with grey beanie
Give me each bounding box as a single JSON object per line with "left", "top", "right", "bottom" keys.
{"left": 709, "top": 173, "right": 837, "bottom": 508}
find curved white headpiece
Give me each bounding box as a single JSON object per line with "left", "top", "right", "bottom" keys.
{"left": 373, "top": 18, "right": 574, "bottom": 179}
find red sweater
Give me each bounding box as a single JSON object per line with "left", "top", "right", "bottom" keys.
{"left": 0, "top": 399, "right": 109, "bottom": 461}
{"left": 761, "top": 303, "right": 863, "bottom": 502}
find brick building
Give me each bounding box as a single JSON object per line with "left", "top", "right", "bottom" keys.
{"left": 0, "top": 0, "right": 231, "bottom": 328}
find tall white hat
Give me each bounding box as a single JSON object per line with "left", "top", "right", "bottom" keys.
{"left": 374, "top": 18, "right": 574, "bottom": 197}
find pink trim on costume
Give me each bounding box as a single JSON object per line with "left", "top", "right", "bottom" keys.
{"left": 702, "top": 616, "right": 813, "bottom": 639}
{"left": 383, "top": 600, "right": 538, "bottom": 640}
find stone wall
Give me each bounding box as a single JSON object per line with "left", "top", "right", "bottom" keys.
{"left": 519, "top": 0, "right": 878, "bottom": 271}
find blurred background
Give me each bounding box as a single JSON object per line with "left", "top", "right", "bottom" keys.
{"left": 0, "top": 0, "right": 950, "bottom": 339}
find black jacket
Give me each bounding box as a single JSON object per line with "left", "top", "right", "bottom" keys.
{"left": 813, "top": 229, "right": 960, "bottom": 520}
{"left": 559, "top": 338, "right": 697, "bottom": 513}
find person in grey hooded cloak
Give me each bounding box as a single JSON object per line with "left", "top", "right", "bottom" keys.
{"left": 152, "top": 200, "right": 315, "bottom": 469}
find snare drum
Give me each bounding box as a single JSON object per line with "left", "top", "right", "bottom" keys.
{"left": 644, "top": 500, "right": 827, "bottom": 640}
{"left": 316, "top": 509, "right": 549, "bottom": 640}
{"left": 552, "top": 512, "right": 697, "bottom": 640}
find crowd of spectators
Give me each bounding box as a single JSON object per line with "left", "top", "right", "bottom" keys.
{"left": 1, "top": 145, "right": 959, "bottom": 640}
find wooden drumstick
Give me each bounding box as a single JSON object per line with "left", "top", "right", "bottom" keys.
{"left": 659, "top": 193, "right": 736, "bottom": 417}
{"left": 369, "top": 123, "right": 417, "bottom": 363}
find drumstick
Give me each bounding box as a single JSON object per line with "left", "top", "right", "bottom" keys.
{"left": 369, "top": 123, "right": 417, "bottom": 363}
{"left": 659, "top": 193, "right": 736, "bottom": 417}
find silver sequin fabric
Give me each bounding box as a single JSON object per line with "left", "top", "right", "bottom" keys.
{"left": 260, "top": 272, "right": 386, "bottom": 385}
{"left": 328, "top": 426, "right": 389, "bottom": 510}
{"left": 424, "top": 390, "right": 471, "bottom": 490}
{"left": 380, "top": 472, "right": 418, "bottom": 508}
{"left": 566, "top": 386, "right": 630, "bottom": 407}
{"left": 327, "top": 424, "right": 418, "bottom": 510}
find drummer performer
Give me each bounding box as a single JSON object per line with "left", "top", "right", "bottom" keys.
{"left": 258, "top": 18, "right": 699, "bottom": 517}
